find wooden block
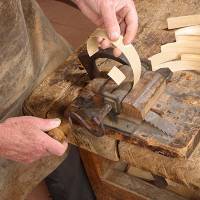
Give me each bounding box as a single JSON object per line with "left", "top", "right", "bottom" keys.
{"left": 122, "top": 71, "right": 167, "bottom": 120}
{"left": 152, "top": 60, "right": 200, "bottom": 72}
{"left": 103, "top": 169, "right": 186, "bottom": 200}
{"left": 167, "top": 15, "right": 200, "bottom": 29}
{"left": 127, "top": 166, "right": 155, "bottom": 181}
{"left": 175, "top": 25, "right": 200, "bottom": 36}
{"left": 149, "top": 52, "right": 180, "bottom": 68}
{"left": 181, "top": 54, "right": 200, "bottom": 62}
{"left": 119, "top": 141, "right": 200, "bottom": 191}
{"left": 176, "top": 35, "right": 200, "bottom": 42}
{"left": 108, "top": 66, "right": 126, "bottom": 85}
{"left": 161, "top": 46, "right": 200, "bottom": 56}
{"left": 166, "top": 179, "right": 200, "bottom": 199}
{"left": 161, "top": 41, "right": 200, "bottom": 51}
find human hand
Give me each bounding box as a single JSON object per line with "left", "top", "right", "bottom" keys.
{"left": 74, "top": 0, "right": 138, "bottom": 56}
{"left": 0, "top": 116, "right": 67, "bottom": 164}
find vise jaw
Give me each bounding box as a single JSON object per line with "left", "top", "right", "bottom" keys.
{"left": 65, "top": 48, "right": 172, "bottom": 137}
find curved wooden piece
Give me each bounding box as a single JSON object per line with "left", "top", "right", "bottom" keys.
{"left": 87, "top": 29, "right": 141, "bottom": 86}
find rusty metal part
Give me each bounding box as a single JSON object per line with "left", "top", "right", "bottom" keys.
{"left": 69, "top": 111, "right": 105, "bottom": 137}
{"left": 69, "top": 48, "right": 134, "bottom": 137}
{"left": 92, "top": 104, "right": 112, "bottom": 135}
{"left": 78, "top": 48, "right": 130, "bottom": 79}
{"left": 144, "top": 111, "right": 178, "bottom": 137}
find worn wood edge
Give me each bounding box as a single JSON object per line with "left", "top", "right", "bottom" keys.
{"left": 107, "top": 127, "right": 192, "bottom": 158}
{"left": 128, "top": 166, "right": 200, "bottom": 199}
{"left": 23, "top": 45, "right": 86, "bottom": 118}
{"left": 102, "top": 169, "right": 186, "bottom": 200}
{"left": 167, "top": 15, "right": 200, "bottom": 29}
{"left": 166, "top": 179, "right": 200, "bottom": 199}
{"left": 127, "top": 166, "right": 155, "bottom": 181}
{"left": 118, "top": 141, "right": 200, "bottom": 189}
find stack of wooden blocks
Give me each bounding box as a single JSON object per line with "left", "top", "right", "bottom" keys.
{"left": 149, "top": 15, "right": 200, "bottom": 72}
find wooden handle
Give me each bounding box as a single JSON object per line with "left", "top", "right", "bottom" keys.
{"left": 48, "top": 128, "right": 67, "bottom": 143}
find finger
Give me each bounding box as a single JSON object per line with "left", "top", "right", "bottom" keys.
{"left": 76, "top": 1, "right": 102, "bottom": 26}
{"left": 43, "top": 134, "right": 68, "bottom": 156}
{"left": 97, "top": 36, "right": 103, "bottom": 43}
{"left": 120, "top": 21, "right": 126, "bottom": 36}
{"left": 100, "top": 2, "right": 120, "bottom": 41}
{"left": 14, "top": 116, "right": 61, "bottom": 131}
{"left": 123, "top": 3, "right": 138, "bottom": 44}
{"left": 113, "top": 48, "right": 122, "bottom": 57}
{"left": 100, "top": 39, "right": 111, "bottom": 49}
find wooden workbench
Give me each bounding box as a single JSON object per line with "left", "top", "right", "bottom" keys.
{"left": 5, "top": 0, "right": 200, "bottom": 199}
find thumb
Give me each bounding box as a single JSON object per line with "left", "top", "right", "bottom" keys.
{"left": 44, "top": 134, "right": 68, "bottom": 156}
{"left": 100, "top": 2, "right": 120, "bottom": 41}
{"left": 16, "top": 116, "right": 61, "bottom": 131}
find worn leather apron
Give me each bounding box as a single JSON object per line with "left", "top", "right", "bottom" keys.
{"left": 0, "top": 1, "right": 76, "bottom": 199}
{"left": 0, "top": 0, "right": 72, "bottom": 121}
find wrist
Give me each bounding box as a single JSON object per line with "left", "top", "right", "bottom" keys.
{"left": 0, "top": 123, "right": 8, "bottom": 153}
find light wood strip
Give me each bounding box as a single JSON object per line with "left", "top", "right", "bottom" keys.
{"left": 167, "top": 15, "right": 200, "bottom": 29}
{"left": 149, "top": 52, "right": 180, "bottom": 68}
{"left": 152, "top": 60, "right": 200, "bottom": 72}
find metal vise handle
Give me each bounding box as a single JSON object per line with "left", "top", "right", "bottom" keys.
{"left": 78, "top": 48, "right": 130, "bottom": 79}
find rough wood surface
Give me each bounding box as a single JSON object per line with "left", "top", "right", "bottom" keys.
{"left": 134, "top": 0, "right": 200, "bottom": 62}
{"left": 119, "top": 141, "right": 200, "bottom": 191}
{"left": 21, "top": 0, "right": 200, "bottom": 199}
{"left": 80, "top": 149, "right": 186, "bottom": 200}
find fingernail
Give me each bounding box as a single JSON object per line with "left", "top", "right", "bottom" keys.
{"left": 51, "top": 118, "right": 61, "bottom": 127}
{"left": 109, "top": 31, "right": 120, "bottom": 41}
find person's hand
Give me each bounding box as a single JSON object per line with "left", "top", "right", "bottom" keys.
{"left": 74, "top": 0, "right": 138, "bottom": 56}
{"left": 0, "top": 116, "right": 67, "bottom": 164}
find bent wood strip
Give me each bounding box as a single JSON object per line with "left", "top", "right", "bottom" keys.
{"left": 152, "top": 60, "right": 200, "bottom": 72}
{"left": 167, "top": 15, "right": 200, "bottom": 29}
{"left": 87, "top": 29, "right": 141, "bottom": 86}
{"left": 148, "top": 52, "right": 180, "bottom": 68}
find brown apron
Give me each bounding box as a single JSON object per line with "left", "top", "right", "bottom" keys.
{"left": 0, "top": 1, "right": 73, "bottom": 199}
{"left": 0, "top": 0, "right": 72, "bottom": 121}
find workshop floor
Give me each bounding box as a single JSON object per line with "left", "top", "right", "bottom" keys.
{"left": 26, "top": 0, "right": 95, "bottom": 199}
